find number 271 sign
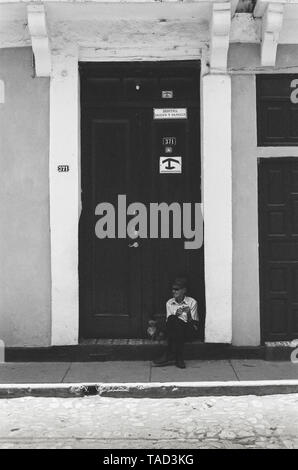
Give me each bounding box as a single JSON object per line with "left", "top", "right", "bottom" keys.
{"left": 290, "top": 79, "right": 298, "bottom": 103}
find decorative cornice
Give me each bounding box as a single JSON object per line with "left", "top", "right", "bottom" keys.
{"left": 261, "top": 2, "right": 284, "bottom": 66}
{"left": 209, "top": 2, "right": 231, "bottom": 73}
{"left": 27, "top": 4, "right": 51, "bottom": 77}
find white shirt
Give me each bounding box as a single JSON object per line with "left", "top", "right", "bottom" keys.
{"left": 166, "top": 296, "right": 199, "bottom": 323}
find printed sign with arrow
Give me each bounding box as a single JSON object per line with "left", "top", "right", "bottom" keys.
{"left": 160, "top": 156, "right": 182, "bottom": 174}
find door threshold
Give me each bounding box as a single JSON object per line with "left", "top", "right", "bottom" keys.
{"left": 80, "top": 338, "right": 167, "bottom": 345}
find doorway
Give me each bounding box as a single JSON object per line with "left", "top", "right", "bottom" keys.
{"left": 79, "top": 61, "right": 205, "bottom": 338}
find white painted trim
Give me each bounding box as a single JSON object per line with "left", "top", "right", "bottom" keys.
{"left": 258, "top": 147, "right": 298, "bottom": 156}
{"left": 202, "top": 74, "right": 232, "bottom": 344}
{"left": 209, "top": 2, "right": 231, "bottom": 73}
{"left": 261, "top": 3, "right": 284, "bottom": 66}
{"left": 49, "top": 48, "right": 79, "bottom": 346}
{"left": 27, "top": 4, "right": 51, "bottom": 77}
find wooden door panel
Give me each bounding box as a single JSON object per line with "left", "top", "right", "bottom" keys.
{"left": 257, "top": 75, "right": 298, "bottom": 145}
{"left": 267, "top": 211, "right": 286, "bottom": 235}
{"left": 267, "top": 298, "right": 288, "bottom": 335}
{"left": 291, "top": 169, "right": 298, "bottom": 192}
{"left": 268, "top": 266, "right": 288, "bottom": 293}
{"left": 80, "top": 109, "right": 142, "bottom": 337}
{"left": 259, "top": 158, "right": 298, "bottom": 341}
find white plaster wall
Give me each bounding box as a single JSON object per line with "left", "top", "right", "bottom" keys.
{"left": 229, "top": 43, "right": 298, "bottom": 346}
{"left": 48, "top": 4, "right": 209, "bottom": 61}
{"left": 0, "top": 47, "right": 51, "bottom": 347}
{"left": 228, "top": 43, "right": 298, "bottom": 74}
{"left": 231, "top": 72, "right": 260, "bottom": 346}
{"left": 0, "top": 3, "right": 210, "bottom": 60}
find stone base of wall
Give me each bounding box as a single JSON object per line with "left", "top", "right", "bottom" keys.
{"left": 6, "top": 341, "right": 265, "bottom": 362}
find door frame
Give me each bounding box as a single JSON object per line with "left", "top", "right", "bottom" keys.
{"left": 49, "top": 49, "right": 233, "bottom": 345}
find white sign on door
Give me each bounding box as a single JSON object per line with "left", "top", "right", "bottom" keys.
{"left": 154, "top": 108, "right": 187, "bottom": 120}
{"left": 160, "top": 156, "right": 182, "bottom": 174}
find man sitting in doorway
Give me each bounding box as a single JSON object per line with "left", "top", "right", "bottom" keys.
{"left": 153, "top": 277, "right": 199, "bottom": 369}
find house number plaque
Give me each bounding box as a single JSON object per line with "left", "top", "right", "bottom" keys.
{"left": 58, "top": 165, "right": 70, "bottom": 172}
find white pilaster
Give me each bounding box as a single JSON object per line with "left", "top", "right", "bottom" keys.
{"left": 50, "top": 48, "right": 79, "bottom": 345}
{"left": 202, "top": 74, "right": 232, "bottom": 344}
{"left": 261, "top": 3, "right": 284, "bottom": 66}
{"left": 27, "top": 4, "right": 51, "bottom": 77}
{"left": 209, "top": 2, "right": 231, "bottom": 73}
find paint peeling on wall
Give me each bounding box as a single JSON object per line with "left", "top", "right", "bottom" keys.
{"left": 230, "top": 14, "right": 261, "bottom": 43}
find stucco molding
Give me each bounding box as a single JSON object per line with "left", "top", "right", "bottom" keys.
{"left": 261, "top": 2, "right": 284, "bottom": 66}
{"left": 27, "top": 4, "right": 51, "bottom": 77}
{"left": 209, "top": 2, "right": 231, "bottom": 73}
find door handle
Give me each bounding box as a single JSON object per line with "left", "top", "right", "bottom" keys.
{"left": 128, "top": 241, "right": 139, "bottom": 248}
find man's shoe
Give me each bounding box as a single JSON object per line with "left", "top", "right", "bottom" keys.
{"left": 152, "top": 352, "right": 174, "bottom": 367}
{"left": 175, "top": 359, "right": 186, "bottom": 369}
{"left": 152, "top": 359, "right": 174, "bottom": 367}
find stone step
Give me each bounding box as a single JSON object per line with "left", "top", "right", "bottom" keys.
{"left": 265, "top": 341, "right": 298, "bottom": 361}
{"left": 6, "top": 340, "right": 265, "bottom": 362}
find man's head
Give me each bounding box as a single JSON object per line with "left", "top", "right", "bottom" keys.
{"left": 172, "top": 277, "right": 187, "bottom": 301}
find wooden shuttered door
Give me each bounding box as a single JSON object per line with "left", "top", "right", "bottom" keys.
{"left": 257, "top": 74, "right": 298, "bottom": 146}
{"left": 259, "top": 158, "right": 298, "bottom": 341}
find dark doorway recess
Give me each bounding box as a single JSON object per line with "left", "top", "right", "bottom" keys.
{"left": 79, "top": 61, "right": 205, "bottom": 338}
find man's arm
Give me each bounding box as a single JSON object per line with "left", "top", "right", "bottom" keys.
{"left": 166, "top": 301, "right": 174, "bottom": 318}
{"left": 186, "top": 300, "right": 199, "bottom": 323}
{"left": 167, "top": 301, "right": 183, "bottom": 318}
{"left": 190, "top": 300, "right": 199, "bottom": 322}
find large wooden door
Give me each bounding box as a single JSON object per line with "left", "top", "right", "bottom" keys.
{"left": 259, "top": 158, "right": 298, "bottom": 341}
{"left": 79, "top": 107, "right": 142, "bottom": 337}
{"left": 79, "top": 62, "right": 205, "bottom": 338}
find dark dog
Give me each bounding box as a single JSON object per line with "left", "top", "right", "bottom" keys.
{"left": 147, "top": 320, "right": 165, "bottom": 341}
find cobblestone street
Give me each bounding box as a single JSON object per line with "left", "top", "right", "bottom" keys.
{"left": 0, "top": 393, "right": 298, "bottom": 449}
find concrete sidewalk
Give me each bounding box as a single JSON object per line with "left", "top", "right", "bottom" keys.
{"left": 0, "top": 359, "right": 297, "bottom": 398}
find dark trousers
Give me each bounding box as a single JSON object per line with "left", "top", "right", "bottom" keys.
{"left": 166, "top": 315, "right": 196, "bottom": 360}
